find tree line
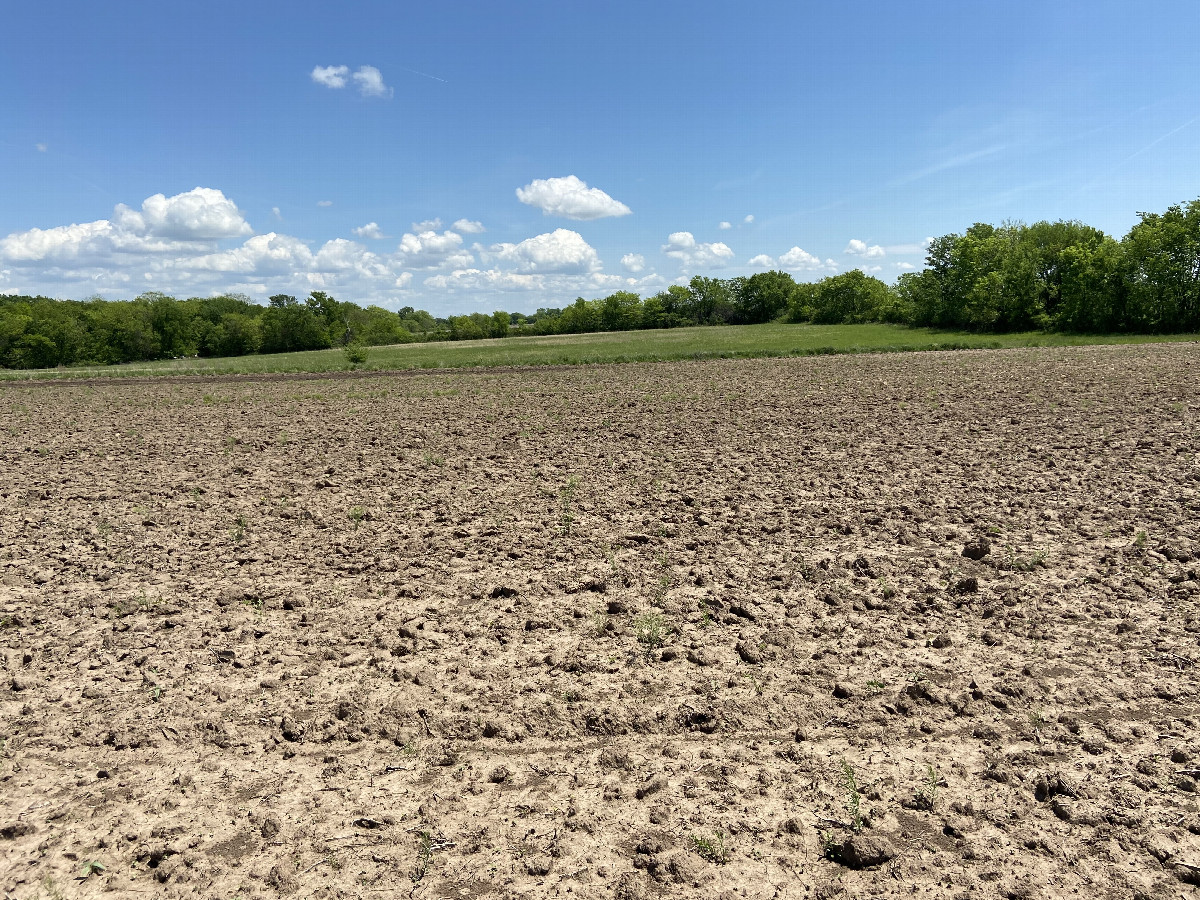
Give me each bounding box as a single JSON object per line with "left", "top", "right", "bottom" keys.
{"left": 2, "top": 196, "right": 1197, "bottom": 369}
{"left": 0, "top": 291, "right": 443, "bottom": 369}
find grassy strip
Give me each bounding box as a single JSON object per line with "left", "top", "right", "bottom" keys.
{"left": 1, "top": 323, "right": 1196, "bottom": 381}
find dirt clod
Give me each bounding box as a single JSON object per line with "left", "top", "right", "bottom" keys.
{"left": 839, "top": 833, "right": 897, "bottom": 868}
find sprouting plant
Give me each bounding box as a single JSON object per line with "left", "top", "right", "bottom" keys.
{"left": 412, "top": 830, "right": 433, "bottom": 882}
{"left": 877, "top": 577, "right": 896, "bottom": 599}
{"left": 819, "top": 829, "right": 840, "bottom": 861}
{"left": 689, "top": 831, "right": 728, "bottom": 864}
{"left": 421, "top": 451, "right": 444, "bottom": 468}
{"left": 1005, "top": 545, "right": 1047, "bottom": 571}
{"left": 634, "top": 612, "right": 667, "bottom": 654}
{"left": 652, "top": 554, "right": 672, "bottom": 606}
{"left": 79, "top": 860, "right": 106, "bottom": 879}
{"left": 348, "top": 506, "right": 366, "bottom": 529}
{"left": 697, "top": 597, "right": 712, "bottom": 628}
{"left": 231, "top": 515, "right": 247, "bottom": 543}
{"left": 865, "top": 679, "right": 887, "bottom": 693}
{"left": 839, "top": 759, "right": 866, "bottom": 833}
{"left": 559, "top": 476, "right": 579, "bottom": 535}
{"left": 591, "top": 610, "right": 610, "bottom": 637}
{"left": 915, "top": 763, "right": 939, "bottom": 811}
{"left": 1134, "top": 530, "right": 1148, "bottom": 550}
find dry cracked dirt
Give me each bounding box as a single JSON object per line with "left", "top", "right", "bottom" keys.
{"left": 1, "top": 343, "right": 1199, "bottom": 900}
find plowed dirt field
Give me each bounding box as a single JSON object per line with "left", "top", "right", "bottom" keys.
{"left": 2, "top": 343, "right": 1199, "bottom": 899}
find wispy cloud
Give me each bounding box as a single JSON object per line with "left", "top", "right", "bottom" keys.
{"left": 895, "top": 144, "right": 1008, "bottom": 185}
{"left": 1122, "top": 116, "right": 1197, "bottom": 164}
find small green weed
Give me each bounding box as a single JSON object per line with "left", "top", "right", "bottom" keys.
{"left": 688, "top": 831, "right": 728, "bottom": 864}
{"left": 79, "top": 860, "right": 106, "bottom": 879}
{"left": 559, "top": 476, "right": 580, "bottom": 535}
{"left": 634, "top": 611, "right": 667, "bottom": 654}
{"left": 412, "top": 830, "right": 433, "bottom": 881}
{"left": 914, "top": 763, "right": 940, "bottom": 811}
{"left": 839, "top": 758, "right": 866, "bottom": 832}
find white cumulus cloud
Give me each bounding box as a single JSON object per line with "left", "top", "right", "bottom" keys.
{"left": 621, "top": 253, "right": 645, "bottom": 273}
{"left": 311, "top": 65, "right": 350, "bottom": 89}
{"left": 452, "top": 219, "right": 485, "bottom": 234}
{"left": 489, "top": 229, "right": 600, "bottom": 274}
{"left": 424, "top": 269, "right": 543, "bottom": 292}
{"left": 779, "top": 247, "right": 837, "bottom": 272}
{"left": 0, "top": 220, "right": 117, "bottom": 263}
{"left": 352, "top": 222, "right": 386, "bottom": 239}
{"left": 317, "top": 200, "right": 333, "bottom": 208}
{"left": 113, "top": 187, "right": 252, "bottom": 241}
{"left": 1, "top": 188, "right": 251, "bottom": 264}
{"left": 845, "top": 239, "right": 885, "bottom": 258}
{"left": 185, "top": 232, "right": 315, "bottom": 276}
{"left": 516, "top": 175, "right": 631, "bottom": 220}
{"left": 718, "top": 221, "right": 732, "bottom": 230}
{"left": 662, "top": 232, "right": 734, "bottom": 269}
{"left": 396, "top": 230, "right": 474, "bottom": 269}
{"left": 411, "top": 218, "right": 443, "bottom": 232}
{"left": 747, "top": 254, "right": 776, "bottom": 268}
{"left": 743, "top": 214, "right": 755, "bottom": 224}
{"left": 312, "top": 64, "right": 392, "bottom": 99}
{"left": 353, "top": 66, "right": 392, "bottom": 99}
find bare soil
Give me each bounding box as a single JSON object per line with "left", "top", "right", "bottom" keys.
{"left": 1, "top": 344, "right": 1199, "bottom": 900}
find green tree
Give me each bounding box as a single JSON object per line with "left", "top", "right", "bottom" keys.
{"left": 734, "top": 270, "right": 796, "bottom": 323}
{"left": 809, "top": 270, "right": 893, "bottom": 324}
{"left": 1054, "top": 237, "right": 1126, "bottom": 332}
{"left": 646, "top": 286, "right": 691, "bottom": 328}
{"left": 260, "top": 295, "right": 331, "bottom": 353}
{"left": 1123, "top": 199, "right": 1200, "bottom": 331}
{"left": 558, "top": 298, "right": 602, "bottom": 334}
{"left": 490, "top": 310, "right": 511, "bottom": 337}
{"left": 599, "top": 291, "right": 642, "bottom": 331}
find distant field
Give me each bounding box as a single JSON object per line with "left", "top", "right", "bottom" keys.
{"left": 1, "top": 322, "right": 1197, "bottom": 380}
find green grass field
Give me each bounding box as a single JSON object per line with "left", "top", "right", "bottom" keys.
{"left": 1, "top": 323, "right": 1196, "bottom": 381}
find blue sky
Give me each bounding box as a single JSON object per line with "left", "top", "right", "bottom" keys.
{"left": 3, "top": 0, "right": 1198, "bottom": 314}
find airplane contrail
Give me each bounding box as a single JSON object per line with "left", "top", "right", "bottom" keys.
{"left": 397, "top": 65, "right": 447, "bottom": 83}
{"left": 1121, "top": 116, "right": 1197, "bottom": 163}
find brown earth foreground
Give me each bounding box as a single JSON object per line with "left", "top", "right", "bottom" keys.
{"left": 2, "top": 344, "right": 1199, "bottom": 900}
